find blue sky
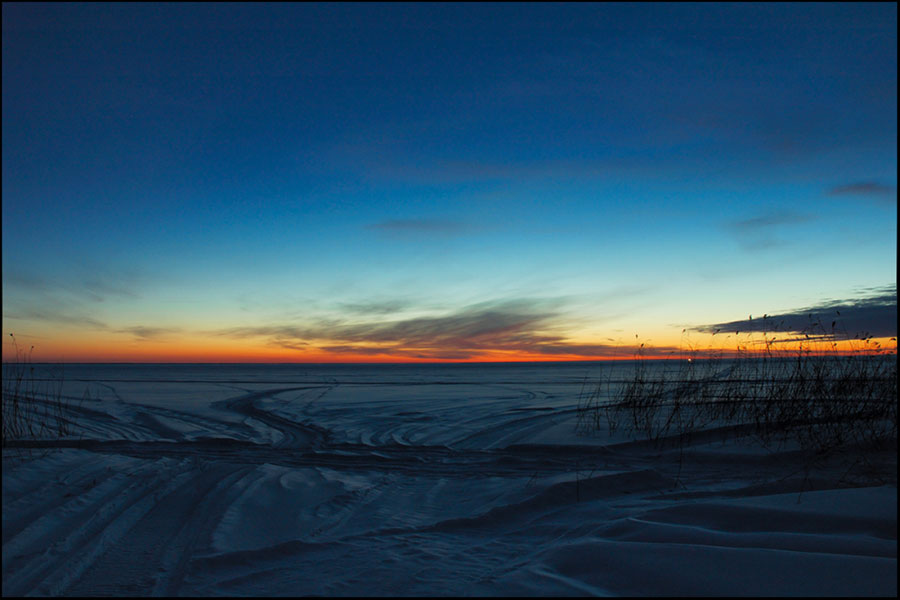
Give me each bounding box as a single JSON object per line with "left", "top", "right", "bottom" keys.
{"left": 2, "top": 2, "right": 896, "bottom": 361}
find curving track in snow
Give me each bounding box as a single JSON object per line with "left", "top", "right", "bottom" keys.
{"left": 3, "top": 365, "right": 897, "bottom": 596}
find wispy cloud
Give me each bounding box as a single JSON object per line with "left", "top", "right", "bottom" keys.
{"left": 81, "top": 277, "right": 140, "bottom": 302}
{"left": 828, "top": 182, "right": 897, "bottom": 205}
{"left": 694, "top": 285, "right": 897, "bottom": 339}
{"left": 1, "top": 271, "right": 51, "bottom": 293}
{"left": 366, "top": 219, "right": 475, "bottom": 238}
{"left": 729, "top": 212, "right": 815, "bottom": 232}
{"left": 114, "top": 326, "right": 181, "bottom": 341}
{"left": 2, "top": 308, "right": 182, "bottom": 343}
{"left": 270, "top": 339, "right": 310, "bottom": 351}
{"left": 217, "top": 324, "right": 321, "bottom": 340}
{"left": 2, "top": 269, "right": 148, "bottom": 337}
{"left": 2, "top": 268, "right": 141, "bottom": 303}
{"left": 725, "top": 211, "right": 815, "bottom": 251}
{"left": 212, "top": 298, "right": 670, "bottom": 359}
{"left": 337, "top": 299, "right": 413, "bottom": 315}
{"left": 2, "top": 308, "right": 109, "bottom": 330}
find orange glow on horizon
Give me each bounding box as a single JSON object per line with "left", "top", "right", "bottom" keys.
{"left": 2, "top": 333, "right": 895, "bottom": 364}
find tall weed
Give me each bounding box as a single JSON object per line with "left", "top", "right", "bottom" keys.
{"left": 2, "top": 334, "right": 72, "bottom": 446}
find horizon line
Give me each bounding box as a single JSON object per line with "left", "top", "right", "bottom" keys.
{"left": 5, "top": 352, "right": 896, "bottom": 366}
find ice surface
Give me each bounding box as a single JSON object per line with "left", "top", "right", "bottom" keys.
{"left": 2, "top": 363, "right": 896, "bottom": 596}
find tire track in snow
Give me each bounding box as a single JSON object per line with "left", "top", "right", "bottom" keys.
{"left": 2, "top": 457, "right": 183, "bottom": 596}
{"left": 63, "top": 462, "right": 256, "bottom": 597}
{"left": 214, "top": 385, "right": 335, "bottom": 449}
{"left": 2, "top": 457, "right": 121, "bottom": 545}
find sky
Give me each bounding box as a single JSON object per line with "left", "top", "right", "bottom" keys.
{"left": 2, "top": 2, "right": 897, "bottom": 363}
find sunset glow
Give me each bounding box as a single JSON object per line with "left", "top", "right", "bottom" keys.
{"left": 2, "top": 7, "right": 897, "bottom": 596}
{"left": 2, "top": 3, "right": 896, "bottom": 363}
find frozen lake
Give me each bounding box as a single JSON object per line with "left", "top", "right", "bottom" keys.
{"left": 3, "top": 362, "right": 896, "bottom": 596}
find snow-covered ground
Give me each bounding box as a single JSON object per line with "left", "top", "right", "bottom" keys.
{"left": 3, "top": 363, "right": 896, "bottom": 596}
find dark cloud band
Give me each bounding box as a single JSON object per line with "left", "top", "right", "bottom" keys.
{"left": 695, "top": 286, "right": 897, "bottom": 339}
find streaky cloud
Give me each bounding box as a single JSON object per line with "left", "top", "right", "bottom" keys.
{"left": 114, "top": 326, "right": 181, "bottom": 341}
{"left": 270, "top": 339, "right": 310, "bottom": 351}
{"left": 2, "top": 271, "right": 51, "bottom": 293}
{"left": 215, "top": 324, "right": 322, "bottom": 340}
{"left": 2, "top": 308, "right": 109, "bottom": 330}
{"left": 725, "top": 211, "right": 815, "bottom": 252}
{"left": 366, "top": 219, "right": 473, "bottom": 237}
{"left": 828, "top": 181, "right": 897, "bottom": 201}
{"left": 81, "top": 276, "right": 140, "bottom": 302}
{"left": 337, "top": 299, "right": 413, "bottom": 315}
{"left": 728, "top": 212, "right": 815, "bottom": 232}
{"left": 212, "top": 297, "right": 654, "bottom": 359}
{"left": 2, "top": 268, "right": 141, "bottom": 303}
{"left": 536, "top": 343, "right": 677, "bottom": 358}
